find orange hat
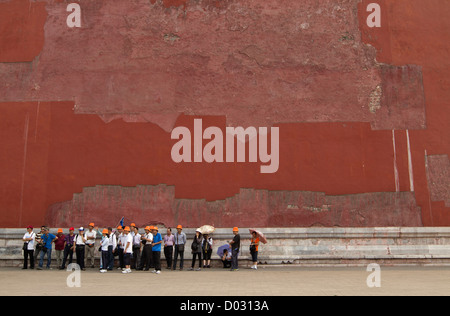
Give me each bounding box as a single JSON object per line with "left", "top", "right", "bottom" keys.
{"left": 130, "top": 223, "right": 136, "bottom": 227}
{"left": 89, "top": 223, "right": 95, "bottom": 227}
{"left": 57, "top": 228, "right": 63, "bottom": 233}
{"left": 145, "top": 226, "right": 151, "bottom": 231}
{"left": 153, "top": 226, "right": 158, "bottom": 231}
{"left": 233, "top": 227, "right": 239, "bottom": 232}
{"left": 177, "top": 225, "right": 183, "bottom": 229}
{"left": 102, "top": 229, "right": 108, "bottom": 234}
{"left": 124, "top": 226, "right": 130, "bottom": 232}
{"left": 117, "top": 226, "right": 123, "bottom": 230}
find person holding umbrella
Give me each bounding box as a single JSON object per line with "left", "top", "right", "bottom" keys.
{"left": 250, "top": 231, "right": 260, "bottom": 270}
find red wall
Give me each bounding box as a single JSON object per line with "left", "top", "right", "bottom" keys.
{"left": 0, "top": 0, "right": 448, "bottom": 228}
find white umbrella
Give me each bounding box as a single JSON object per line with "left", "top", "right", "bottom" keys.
{"left": 198, "top": 225, "right": 215, "bottom": 234}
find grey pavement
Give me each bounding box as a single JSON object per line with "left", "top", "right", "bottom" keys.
{"left": 1, "top": 265, "right": 450, "bottom": 296}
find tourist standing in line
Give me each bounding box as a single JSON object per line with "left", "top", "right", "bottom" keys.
{"left": 250, "top": 232, "right": 260, "bottom": 270}
{"left": 131, "top": 226, "right": 141, "bottom": 270}
{"left": 74, "top": 227, "right": 87, "bottom": 271}
{"left": 60, "top": 227, "right": 75, "bottom": 270}
{"left": 99, "top": 229, "right": 110, "bottom": 273}
{"left": 163, "top": 228, "right": 175, "bottom": 269}
{"left": 34, "top": 226, "right": 46, "bottom": 262}
{"left": 107, "top": 227, "right": 116, "bottom": 271}
{"left": 85, "top": 223, "right": 97, "bottom": 268}
{"left": 190, "top": 229, "right": 202, "bottom": 271}
{"left": 22, "top": 225, "right": 36, "bottom": 269}
{"left": 54, "top": 228, "right": 66, "bottom": 268}
{"left": 139, "top": 226, "right": 153, "bottom": 271}
{"left": 116, "top": 226, "right": 125, "bottom": 270}
{"left": 37, "top": 227, "right": 58, "bottom": 270}
{"left": 173, "top": 225, "right": 186, "bottom": 271}
{"left": 122, "top": 226, "right": 133, "bottom": 274}
{"left": 229, "top": 227, "right": 240, "bottom": 271}
{"left": 151, "top": 226, "right": 163, "bottom": 274}
{"left": 202, "top": 234, "right": 213, "bottom": 268}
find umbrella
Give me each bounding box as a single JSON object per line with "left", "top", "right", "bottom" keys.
{"left": 249, "top": 228, "right": 268, "bottom": 244}
{"left": 217, "top": 244, "right": 231, "bottom": 257}
{"left": 198, "top": 225, "right": 215, "bottom": 235}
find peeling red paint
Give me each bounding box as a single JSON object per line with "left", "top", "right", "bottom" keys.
{"left": 45, "top": 185, "right": 422, "bottom": 228}
{"left": 0, "top": 0, "right": 426, "bottom": 131}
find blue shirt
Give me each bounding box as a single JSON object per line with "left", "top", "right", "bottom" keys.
{"left": 152, "top": 233, "right": 162, "bottom": 252}
{"left": 42, "top": 233, "right": 56, "bottom": 249}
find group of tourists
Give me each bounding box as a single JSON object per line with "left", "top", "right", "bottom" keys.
{"left": 22, "top": 224, "right": 262, "bottom": 273}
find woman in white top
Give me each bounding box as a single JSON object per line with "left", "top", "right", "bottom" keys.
{"left": 22, "top": 226, "right": 36, "bottom": 269}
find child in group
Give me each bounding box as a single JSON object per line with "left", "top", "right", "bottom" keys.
{"left": 100, "top": 229, "right": 110, "bottom": 273}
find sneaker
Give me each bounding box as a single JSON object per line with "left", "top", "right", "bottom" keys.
{"left": 156, "top": 270, "right": 161, "bottom": 274}
{"left": 100, "top": 269, "right": 107, "bottom": 273}
{"left": 195, "top": 268, "right": 201, "bottom": 271}
{"left": 151, "top": 270, "right": 157, "bottom": 273}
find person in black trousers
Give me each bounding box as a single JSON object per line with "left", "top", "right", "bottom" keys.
{"left": 138, "top": 226, "right": 153, "bottom": 271}
{"left": 173, "top": 225, "right": 186, "bottom": 270}
{"left": 189, "top": 230, "right": 202, "bottom": 271}
{"left": 60, "top": 228, "right": 75, "bottom": 270}
{"left": 163, "top": 228, "right": 174, "bottom": 269}
{"left": 74, "top": 228, "right": 86, "bottom": 271}
{"left": 22, "top": 226, "right": 35, "bottom": 269}
{"left": 151, "top": 227, "right": 163, "bottom": 274}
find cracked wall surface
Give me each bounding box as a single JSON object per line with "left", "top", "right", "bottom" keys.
{"left": 0, "top": 0, "right": 426, "bottom": 131}
{"left": 45, "top": 185, "right": 422, "bottom": 228}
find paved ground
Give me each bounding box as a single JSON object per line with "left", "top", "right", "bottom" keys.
{"left": 1, "top": 265, "right": 449, "bottom": 296}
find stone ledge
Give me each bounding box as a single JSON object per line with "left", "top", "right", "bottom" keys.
{"left": 2, "top": 227, "right": 450, "bottom": 267}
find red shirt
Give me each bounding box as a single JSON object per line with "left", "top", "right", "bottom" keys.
{"left": 54, "top": 234, "right": 66, "bottom": 250}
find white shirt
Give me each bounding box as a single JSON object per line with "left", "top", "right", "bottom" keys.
{"left": 85, "top": 230, "right": 97, "bottom": 245}
{"left": 23, "top": 232, "right": 35, "bottom": 250}
{"left": 100, "top": 236, "right": 109, "bottom": 251}
{"left": 142, "top": 232, "right": 153, "bottom": 244}
{"left": 75, "top": 234, "right": 86, "bottom": 245}
{"left": 123, "top": 233, "right": 133, "bottom": 254}
{"left": 118, "top": 233, "right": 125, "bottom": 249}
{"left": 133, "top": 233, "right": 141, "bottom": 246}
{"left": 109, "top": 234, "right": 117, "bottom": 250}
